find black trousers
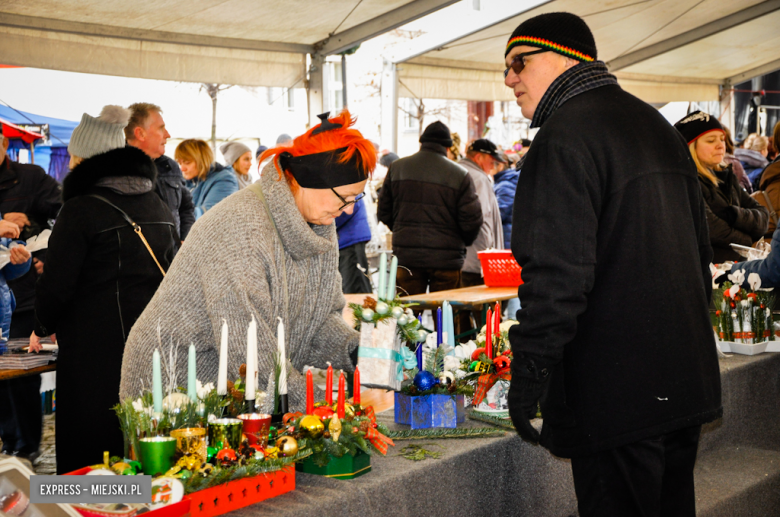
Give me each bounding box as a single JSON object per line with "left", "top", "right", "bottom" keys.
{"left": 0, "top": 310, "right": 43, "bottom": 455}
{"left": 338, "top": 242, "right": 372, "bottom": 294}
{"left": 571, "top": 425, "right": 702, "bottom": 517}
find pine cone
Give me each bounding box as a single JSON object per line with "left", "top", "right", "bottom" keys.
{"left": 359, "top": 421, "right": 370, "bottom": 433}
{"left": 227, "top": 380, "right": 235, "bottom": 392}
{"left": 363, "top": 297, "right": 377, "bottom": 310}
{"left": 230, "top": 388, "right": 244, "bottom": 403}
{"left": 239, "top": 364, "right": 247, "bottom": 378}
{"left": 323, "top": 431, "right": 331, "bottom": 439}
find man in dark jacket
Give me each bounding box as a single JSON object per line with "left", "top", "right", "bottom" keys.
{"left": 126, "top": 102, "right": 195, "bottom": 241}
{"left": 378, "top": 121, "right": 482, "bottom": 296}
{"left": 504, "top": 13, "right": 721, "bottom": 515}
{"left": 0, "top": 126, "right": 61, "bottom": 462}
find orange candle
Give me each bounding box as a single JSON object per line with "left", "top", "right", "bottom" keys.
{"left": 353, "top": 366, "right": 361, "bottom": 405}
{"left": 486, "top": 308, "right": 493, "bottom": 359}
{"left": 337, "top": 372, "right": 346, "bottom": 418}
{"left": 325, "top": 364, "right": 333, "bottom": 405}
{"left": 306, "top": 369, "right": 314, "bottom": 414}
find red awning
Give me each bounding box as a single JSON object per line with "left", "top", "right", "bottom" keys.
{"left": 0, "top": 117, "right": 44, "bottom": 144}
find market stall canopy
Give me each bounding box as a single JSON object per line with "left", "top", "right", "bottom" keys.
{"left": 0, "top": 117, "right": 44, "bottom": 144}
{"left": 397, "top": 0, "right": 780, "bottom": 103}
{"left": 0, "top": 0, "right": 458, "bottom": 87}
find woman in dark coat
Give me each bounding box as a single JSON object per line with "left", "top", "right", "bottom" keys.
{"left": 675, "top": 111, "right": 768, "bottom": 263}
{"left": 29, "top": 106, "right": 177, "bottom": 474}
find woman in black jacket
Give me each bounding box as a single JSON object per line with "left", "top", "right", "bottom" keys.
{"left": 29, "top": 106, "right": 177, "bottom": 474}
{"left": 675, "top": 111, "right": 768, "bottom": 263}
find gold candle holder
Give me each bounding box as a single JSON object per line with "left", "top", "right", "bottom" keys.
{"left": 170, "top": 427, "right": 207, "bottom": 463}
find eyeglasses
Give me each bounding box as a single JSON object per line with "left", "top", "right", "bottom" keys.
{"left": 504, "top": 48, "right": 549, "bottom": 78}
{"left": 331, "top": 187, "right": 366, "bottom": 211}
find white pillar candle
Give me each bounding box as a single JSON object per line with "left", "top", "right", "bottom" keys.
{"left": 278, "top": 317, "right": 287, "bottom": 395}
{"left": 217, "top": 319, "right": 228, "bottom": 395}
{"left": 245, "top": 315, "right": 257, "bottom": 401}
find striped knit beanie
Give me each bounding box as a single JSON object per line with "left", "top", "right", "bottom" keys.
{"left": 68, "top": 105, "right": 130, "bottom": 159}
{"left": 505, "top": 12, "right": 597, "bottom": 62}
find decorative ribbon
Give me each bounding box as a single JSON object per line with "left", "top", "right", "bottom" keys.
{"left": 400, "top": 345, "right": 418, "bottom": 369}
{"left": 362, "top": 406, "right": 377, "bottom": 425}
{"left": 358, "top": 347, "right": 404, "bottom": 383}
{"left": 364, "top": 427, "right": 394, "bottom": 455}
{"left": 472, "top": 371, "right": 512, "bottom": 406}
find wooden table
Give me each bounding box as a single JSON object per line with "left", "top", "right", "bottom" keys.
{"left": 400, "top": 285, "right": 519, "bottom": 339}
{"left": 0, "top": 363, "right": 56, "bottom": 381}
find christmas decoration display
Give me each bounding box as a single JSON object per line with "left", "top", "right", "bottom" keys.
{"left": 713, "top": 269, "right": 778, "bottom": 355}
{"left": 351, "top": 253, "right": 425, "bottom": 391}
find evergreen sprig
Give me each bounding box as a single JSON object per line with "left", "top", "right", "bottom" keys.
{"left": 398, "top": 444, "right": 443, "bottom": 461}
{"left": 385, "top": 427, "right": 506, "bottom": 440}
{"left": 466, "top": 410, "right": 516, "bottom": 430}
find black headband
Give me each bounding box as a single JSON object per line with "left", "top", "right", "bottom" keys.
{"left": 279, "top": 147, "right": 365, "bottom": 189}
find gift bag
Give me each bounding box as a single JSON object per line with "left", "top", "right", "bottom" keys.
{"left": 357, "top": 319, "right": 403, "bottom": 391}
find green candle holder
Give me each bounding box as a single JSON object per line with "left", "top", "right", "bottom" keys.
{"left": 208, "top": 418, "right": 243, "bottom": 450}
{"left": 139, "top": 436, "right": 177, "bottom": 477}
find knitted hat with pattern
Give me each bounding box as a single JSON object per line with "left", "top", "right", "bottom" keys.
{"left": 505, "top": 12, "right": 597, "bottom": 61}
{"left": 68, "top": 105, "right": 130, "bottom": 159}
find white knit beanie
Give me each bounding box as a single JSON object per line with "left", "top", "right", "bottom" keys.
{"left": 68, "top": 105, "right": 131, "bottom": 159}
{"left": 220, "top": 141, "right": 252, "bottom": 167}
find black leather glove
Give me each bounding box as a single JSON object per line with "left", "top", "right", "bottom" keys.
{"left": 508, "top": 354, "right": 555, "bottom": 443}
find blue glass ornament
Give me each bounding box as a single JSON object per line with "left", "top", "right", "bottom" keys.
{"left": 413, "top": 371, "right": 437, "bottom": 391}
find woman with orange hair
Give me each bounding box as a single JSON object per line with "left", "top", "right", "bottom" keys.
{"left": 118, "top": 112, "right": 376, "bottom": 412}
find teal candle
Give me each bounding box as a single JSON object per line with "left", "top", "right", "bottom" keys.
{"left": 387, "top": 256, "right": 398, "bottom": 301}
{"left": 187, "top": 344, "right": 197, "bottom": 403}
{"left": 378, "top": 253, "right": 387, "bottom": 301}
{"left": 152, "top": 349, "right": 162, "bottom": 414}
{"left": 447, "top": 302, "right": 455, "bottom": 346}
{"left": 442, "top": 301, "right": 450, "bottom": 346}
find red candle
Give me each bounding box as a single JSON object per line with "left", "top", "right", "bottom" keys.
{"left": 495, "top": 301, "right": 501, "bottom": 337}
{"left": 306, "top": 369, "right": 314, "bottom": 414}
{"left": 353, "top": 366, "right": 361, "bottom": 405}
{"left": 337, "top": 372, "right": 346, "bottom": 418}
{"left": 325, "top": 364, "right": 333, "bottom": 405}
{"left": 486, "top": 308, "right": 493, "bottom": 359}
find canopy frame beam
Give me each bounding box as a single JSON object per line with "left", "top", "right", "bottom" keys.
{"left": 314, "top": 0, "right": 460, "bottom": 56}
{"left": 607, "top": 0, "right": 780, "bottom": 72}
{"left": 727, "top": 57, "right": 780, "bottom": 85}
{"left": 0, "top": 12, "right": 312, "bottom": 54}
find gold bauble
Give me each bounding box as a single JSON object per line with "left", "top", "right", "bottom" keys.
{"left": 299, "top": 415, "right": 325, "bottom": 438}
{"left": 329, "top": 414, "right": 342, "bottom": 442}
{"left": 265, "top": 446, "right": 279, "bottom": 459}
{"left": 275, "top": 436, "right": 299, "bottom": 457}
{"left": 331, "top": 403, "right": 355, "bottom": 418}
{"left": 176, "top": 453, "right": 202, "bottom": 471}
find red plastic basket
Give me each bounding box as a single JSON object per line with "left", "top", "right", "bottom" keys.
{"left": 477, "top": 250, "right": 523, "bottom": 287}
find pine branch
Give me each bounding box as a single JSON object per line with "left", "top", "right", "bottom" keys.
{"left": 385, "top": 427, "right": 505, "bottom": 440}
{"left": 398, "top": 444, "right": 443, "bottom": 461}
{"left": 466, "top": 410, "right": 516, "bottom": 430}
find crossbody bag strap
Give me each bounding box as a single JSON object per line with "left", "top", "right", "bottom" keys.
{"left": 87, "top": 194, "right": 167, "bottom": 277}
{"left": 761, "top": 191, "right": 779, "bottom": 227}
{"left": 247, "top": 183, "right": 289, "bottom": 319}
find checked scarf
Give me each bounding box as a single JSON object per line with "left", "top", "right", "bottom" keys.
{"left": 530, "top": 61, "right": 618, "bottom": 129}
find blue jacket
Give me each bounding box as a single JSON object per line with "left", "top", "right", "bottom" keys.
{"left": 732, "top": 226, "right": 780, "bottom": 289}
{"left": 186, "top": 163, "right": 239, "bottom": 219}
{"left": 493, "top": 168, "right": 519, "bottom": 249}
{"left": 0, "top": 239, "right": 32, "bottom": 337}
{"left": 335, "top": 198, "right": 371, "bottom": 249}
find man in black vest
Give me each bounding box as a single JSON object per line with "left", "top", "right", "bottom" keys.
{"left": 504, "top": 13, "right": 721, "bottom": 516}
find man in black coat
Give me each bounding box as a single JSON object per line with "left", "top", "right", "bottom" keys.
{"left": 503, "top": 13, "right": 721, "bottom": 516}
{"left": 125, "top": 102, "right": 195, "bottom": 241}
{"left": 378, "top": 121, "right": 482, "bottom": 297}
{"left": 0, "top": 127, "right": 61, "bottom": 461}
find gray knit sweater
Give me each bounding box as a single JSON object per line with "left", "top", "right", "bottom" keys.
{"left": 119, "top": 164, "right": 359, "bottom": 410}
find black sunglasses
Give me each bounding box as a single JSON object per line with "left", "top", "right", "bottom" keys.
{"left": 331, "top": 187, "right": 366, "bottom": 211}
{"left": 504, "top": 48, "right": 549, "bottom": 78}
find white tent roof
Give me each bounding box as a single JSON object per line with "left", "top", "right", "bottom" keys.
{"left": 398, "top": 0, "right": 780, "bottom": 103}
{"left": 0, "top": 0, "right": 458, "bottom": 87}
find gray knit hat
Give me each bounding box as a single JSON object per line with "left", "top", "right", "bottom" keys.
{"left": 68, "top": 105, "right": 130, "bottom": 159}
{"left": 220, "top": 141, "right": 252, "bottom": 166}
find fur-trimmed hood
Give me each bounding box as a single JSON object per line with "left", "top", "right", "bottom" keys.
{"left": 63, "top": 146, "right": 156, "bottom": 201}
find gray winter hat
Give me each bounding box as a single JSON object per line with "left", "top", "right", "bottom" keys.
{"left": 220, "top": 141, "right": 252, "bottom": 166}
{"left": 68, "top": 105, "right": 130, "bottom": 159}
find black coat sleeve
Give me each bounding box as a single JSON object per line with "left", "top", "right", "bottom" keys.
{"left": 508, "top": 142, "right": 599, "bottom": 362}
{"left": 705, "top": 202, "right": 753, "bottom": 249}
{"left": 377, "top": 168, "right": 394, "bottom": 230}
{"left": 456, "top": 173, "right": 483, "bottom": 246}
{"left": 695, "top": 189, "right": 714, "bottom": 302}
{"left": 179, "top": 186, "right": 196, "bottom": 240}
{"left": 34, "top": 201, "right": 91, "bottom": 336}
{"left": 732, "top": 185, "right": 769, "bottom": 240}
{"left": 31, "top": 169, "right": 63, "bottom": 223}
